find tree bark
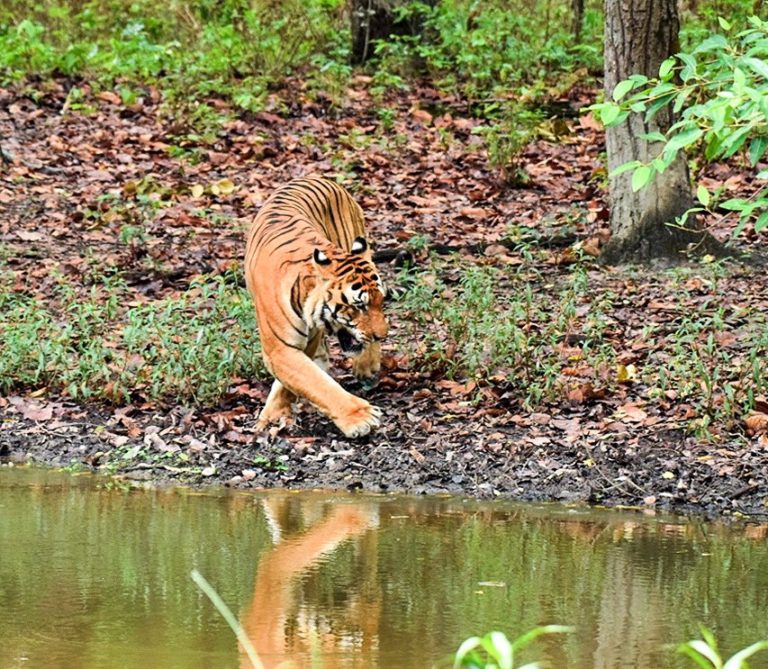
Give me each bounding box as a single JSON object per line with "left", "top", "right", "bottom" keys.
{"left": 601, "top": 0, "right": 725, "bottom": 265}
{"left": 350, "top": 0, "right": 433, "bottom": 65}
{"left": 571, "top": 0, "right": 585, "bottom": 43}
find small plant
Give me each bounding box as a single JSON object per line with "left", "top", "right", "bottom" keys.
{"left": 473, "top": 104, "right": 544, "bottom": 185}
{"left": 452, "top": 626, "right": 573, "bottom": 669}
{"left": 678, "top": 627, "right": 768, "bottom": 669}
{"left": 376, "top": 106, "right": 397, "bottom": 131}
{"left": 0, "top": 269, "right": 266, "bottom": 404}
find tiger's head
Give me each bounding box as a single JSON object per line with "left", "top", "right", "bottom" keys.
{"left": 312, "top": 237, "right": 388, "bottom": 357}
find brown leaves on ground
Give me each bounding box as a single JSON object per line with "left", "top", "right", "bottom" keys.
{"left": 2, "top": 77, "right": 768, "bottom": 516}
{"left": 745, "top": 412, "right": 768, "bottom": 437}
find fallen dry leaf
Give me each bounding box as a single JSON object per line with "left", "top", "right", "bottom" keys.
{"left": 410, "top": 108, "right": 433, "bottom": 125}
{"left": 435, "top": 379, "right": 477, "bottom": 396}
{"left": 745, "top": 412, "right": 768, "bottom": 436}
{"left": 616, "top": 403, "right": 648, "bottom": 423}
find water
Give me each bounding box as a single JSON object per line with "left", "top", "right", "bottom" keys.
{"left": 1, "top": 466, "right": 767, "bottom": 669}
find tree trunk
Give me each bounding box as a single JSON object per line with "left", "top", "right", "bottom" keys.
{"left": 350, "top": 0, "right": 433, "bottom": 65}
{"left": 571, "top": 0, "right": 585, "bottom": 43}
{"left": 601, "top": 0, "right": 725, "bottom": 265}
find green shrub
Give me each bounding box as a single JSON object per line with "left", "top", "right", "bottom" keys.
{"left": 0, "top": 271, "right": 266, "bottom": 404}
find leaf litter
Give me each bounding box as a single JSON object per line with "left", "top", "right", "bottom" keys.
{"left": 1, "top": 78, "right": 767, "bottom": 519}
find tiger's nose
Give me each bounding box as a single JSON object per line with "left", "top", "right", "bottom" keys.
{"left": 372, "top": 322, "right": 388, "bottom": 341}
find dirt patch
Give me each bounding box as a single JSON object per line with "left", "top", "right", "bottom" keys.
{"left": 2, "top": 383, "right": 766, "bottom": 520}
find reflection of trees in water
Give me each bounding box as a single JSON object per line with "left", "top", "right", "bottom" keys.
{"left": 548, "top": 517, "right": 768, "bottom": 669}
{"left": 5, "top": 471, "right": 767, "bottom": 669}
{"left": 240, "top": 495, "right": 380, "bottom": 669}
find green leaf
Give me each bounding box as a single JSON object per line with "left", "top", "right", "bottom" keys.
{"left": 673, "top": 89, "right": 691, "bottom": 114}
{"left": 639, "top": 131, "right": 667, "bottom": 142}
{"left": 484, "top": 632, "right": 512, "bottom": 669}
{"left": 677, "top": 644, "right": 718, "bottom": 669}
{"left": 687, "top": 639, "right": 723, "bottom": 666}
{"left": 693, "top": 35, "right": 728, "bottom": 54}
{"left": 612, "top": 79, "right": 634, "bottom": 101}
{"left": 678, "top": 52, "right": 698, "bottom": 72}
{"left": 723, "top": 640, "right": 768, "bottom": 669}
{"left": 667, "top": 126, "right": 704, "bottom": 152}
{"left": 743, "top": 56, "right": 768, "bottom": 80}
{"left": 454, "top": 636, "right": 482, "bottom": 668}
{"left": 609, "top": 160, "right": 643, "bottom": 177}
{"left": 599, "top": 102, "right": 622, "bottom": 125}
{"left": 631, "top": 165, "right": 653, "bottom": 191}
{"left": 509, "top": 626, "right": 573, "bottom": 654}
{"left": 721, "top": 125, "right": 753, "bottom": 158}
{"left": 646, "top": 92, "right": 677, "bottom": 119}
{"left": 733, "top": 66, "right": 746, "bottom": 90}
{"left": 697, "top": 184, "right": 711, "bottom": 207}
{"left": 755, "top": 209, "right": 768, "bottom": 233}
{"left": 705, "top": 136, "right": 724, "bottom": 161}
{"left": 651, "top": 157, "right": 670, "bottom": 173}
{"left": 720, "top": 198, "right": 747, "bottom": 211}
{"left": 718, "top": 17, "right": 731, "bottom": 31}
{"left": 733, "top": 216, "right": 749, "bottom": 239}
{"left": 749, "top": 136, "right": 768, "bottom": 166}
{"left": 659, "top": 57, "right": 675, "bottom": 79}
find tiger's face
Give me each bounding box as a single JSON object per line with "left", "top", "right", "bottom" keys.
{"left": 313, "top": 238, "right": 388, "bottom": 355}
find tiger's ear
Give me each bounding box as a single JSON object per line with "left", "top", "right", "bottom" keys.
{"left": 351, "top": 237, "right": 368, "bottom": 254}
{"left": 313, "top": 248, "right": 332, "bottom": 266}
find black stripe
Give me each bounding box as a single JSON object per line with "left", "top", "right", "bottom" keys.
{"left": 290, "top": 276, "right": 305, "bottom": 319}
{"left": 265, "top": 319, "right": 304, "bottom": 351}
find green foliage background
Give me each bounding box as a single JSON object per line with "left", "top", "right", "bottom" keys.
{"left": 0, "top": 0, "right": 755, "bottom": 112}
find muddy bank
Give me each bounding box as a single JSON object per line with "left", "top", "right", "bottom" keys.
{"left": 2, "top": 389, "right": 766, "bottom": 521}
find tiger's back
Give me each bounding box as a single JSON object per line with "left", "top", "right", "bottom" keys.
{"left": 244, "top": 176, "right": 387, "bottom": 439}
{"left": 246, "top": 176, "right": 365, "bottom": 264}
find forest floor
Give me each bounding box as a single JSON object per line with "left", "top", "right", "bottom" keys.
{"left": 1, "top": 76, "right": 767, "bottom": 520}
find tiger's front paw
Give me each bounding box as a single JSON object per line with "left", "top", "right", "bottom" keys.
{"left": 334, "top": 402, "right": 382, "bottom": 438}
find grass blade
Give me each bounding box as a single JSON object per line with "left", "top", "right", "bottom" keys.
{"left": 190, "top": 568, "right": 264, "bottom": 669}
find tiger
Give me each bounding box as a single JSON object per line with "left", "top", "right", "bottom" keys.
{"left": 244, "top": 176, "right": 388, "bottom": 438}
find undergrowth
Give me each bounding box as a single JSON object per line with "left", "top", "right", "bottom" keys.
{"left": 0, "top": 270, "right": 265, "bottom": 404}
{"left": 1, "top": 0, "right": 745, "bottom": 113}
{"left": 395, "top": 254, "right": 768, "bottom": 437}
{"left": 2, "top": 251, "right": 766, "bottom": 440}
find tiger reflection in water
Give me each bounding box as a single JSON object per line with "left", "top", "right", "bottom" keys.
{"left": 240, "top": 495, "right": 380, "bottom": 668}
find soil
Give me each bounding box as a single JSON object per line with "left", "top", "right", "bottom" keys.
{"left": 1, "top": 77, "right": 767, "bottom": 520}
{"left": 1, "top": 389, "right": 766, "bottom": 520}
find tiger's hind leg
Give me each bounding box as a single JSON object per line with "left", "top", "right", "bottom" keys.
{"left": 352, "top": 342, "right": 381, "bottom": 391}
{"left": 257, "top": 379, "right": 297, "bottom": 430}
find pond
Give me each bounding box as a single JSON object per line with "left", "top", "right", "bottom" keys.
{"left": 1, "top": 466, "right": 767, "bottom": 669}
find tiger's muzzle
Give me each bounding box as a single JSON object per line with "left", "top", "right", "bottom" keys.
{"left": 337, "top": 328, "right": 364, "bottom": 354}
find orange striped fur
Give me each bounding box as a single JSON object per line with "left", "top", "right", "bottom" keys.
{"left": 244, "top": 177, "right": 387, "bottom": 438}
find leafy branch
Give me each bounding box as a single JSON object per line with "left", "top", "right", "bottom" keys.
{"left": 592, "top": 15, "right": 768, "bottom": 236}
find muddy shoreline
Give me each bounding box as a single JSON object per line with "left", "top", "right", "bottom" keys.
{"left": 2, "top": 392, "right": 766, "bottom": 521}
